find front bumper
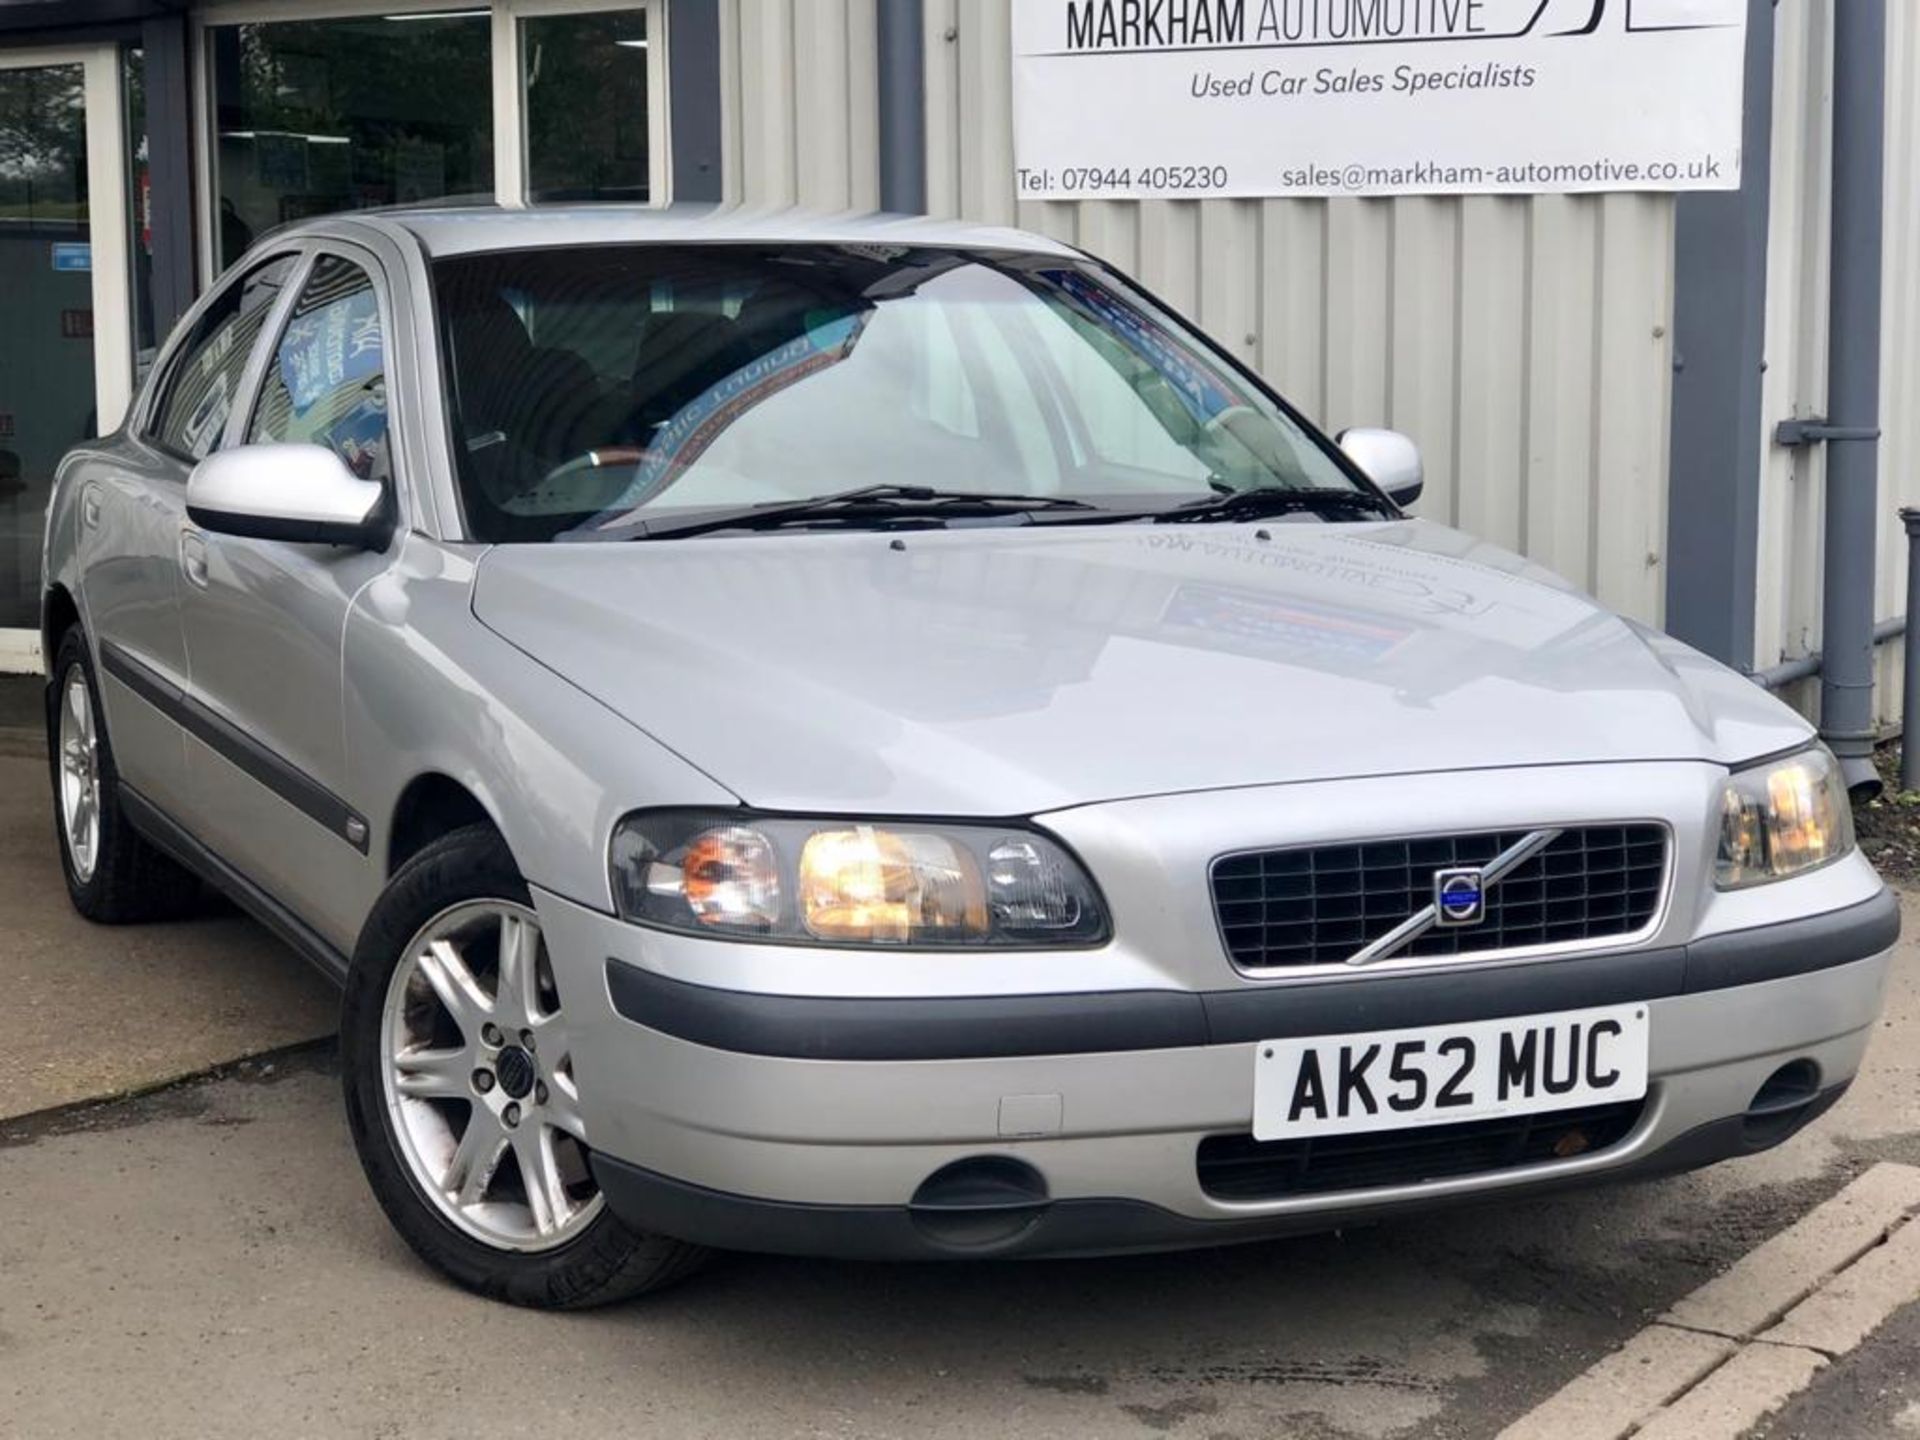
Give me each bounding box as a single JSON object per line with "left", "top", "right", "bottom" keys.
{"left": 587, "top": 1081, "right": 1855, "bottom": 1261}
{"left": 532, "top": 877, "right": 1897, "bottom": 1260}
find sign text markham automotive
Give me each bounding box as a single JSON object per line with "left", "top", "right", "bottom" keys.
{"left": 1012, "top": 0, "right": 1746, "bottom": 199}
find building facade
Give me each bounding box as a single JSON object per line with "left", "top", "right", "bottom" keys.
{"left": 0, "top": 0, "right": 1913, "bottom": 737}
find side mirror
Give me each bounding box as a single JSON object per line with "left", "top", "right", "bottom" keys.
{"left": 187, "top": 443, "right": 391, "bottom": 550}
{"left": 1337, "top": 427, "right": 1423, "bottom": 509}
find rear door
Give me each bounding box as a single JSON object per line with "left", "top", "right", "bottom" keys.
{"left": 84, "top": 252, "right": 299, "bottom": 820}
{"left": 177, "top": 245, "right": 401, "bottom": 951}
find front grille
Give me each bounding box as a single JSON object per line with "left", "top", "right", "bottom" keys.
{"left": 1196, "top": 1100, "right": 1646, "bottom": 1201}
{"left": 1211, "top": 824, "right": 1668, "bottom": 970}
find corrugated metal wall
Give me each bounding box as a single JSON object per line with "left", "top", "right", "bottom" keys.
{"left": 717, "top": 0, "right": 880, "bottom": 211}
{"left": 714, "top": 0, "right": 1678, "bottom": 624}
{"left": 712, "top": 0, "right": 1917, "bottom": 697}
{"left": 927, "top": 1, "right": 1680, "bottom": 626}
{"left": 1756, "top": 0, "right": 1920, "bottom": 726}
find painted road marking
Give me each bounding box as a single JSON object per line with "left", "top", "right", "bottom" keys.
{"left": 1664, "top": 1161, "right": 1920, "bottom": 1338}
{"left": 1495, "top": 1325, "right": 1734, "bottom": 1440}
{"left": 1630, "top": 1342, "right": 1828, "bottom": 1440}
{"left": 1761, "top": 1211, "right": 1920, "bottom": 1354}
{"left": 1498, "top": 1162, "right": 1920, "bottom": 1440}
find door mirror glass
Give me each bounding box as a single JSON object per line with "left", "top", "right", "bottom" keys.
{"left": 1337, "top": 427, "right": 1424, "bottom": 508}
{"left": 187, "top": 442, "right": 389, "bottom": 549}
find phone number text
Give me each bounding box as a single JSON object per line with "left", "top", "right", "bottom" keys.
{"left": 1023, "top": 164, "right": 1230, "bottom": 194}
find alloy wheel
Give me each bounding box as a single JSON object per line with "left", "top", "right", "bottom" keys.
{"left": 379, "top": 900, "right": 603, "bottom": 1252}
{"left": 57, "top": 667, "right": 100, "bottom": 884}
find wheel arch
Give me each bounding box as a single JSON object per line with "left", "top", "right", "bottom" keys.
{"left": 42, "top": 583, "right": 81, "bottom": 667}
{"left": 387, "top": 772, "right": 507, "bottom": 879}
{"left": 40, "top": 585, "right": 84, "bottom": 743}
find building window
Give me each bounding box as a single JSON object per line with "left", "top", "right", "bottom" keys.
{"left": 522, "top": 8, "right": 651, "bottom": 203}
{"left": 207, "top": 12, "right": 494, "bottom": 270}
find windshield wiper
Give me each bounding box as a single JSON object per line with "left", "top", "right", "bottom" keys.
{"left": 1155, "top": 485, "right": 1397, "bottom": 524}
{"left": 609, "top": 484, "right": 1106, "bottom": 541}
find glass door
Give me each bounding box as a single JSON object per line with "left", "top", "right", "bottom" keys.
{"left": 0, "top": 47, "right": 132, "bottom": 669}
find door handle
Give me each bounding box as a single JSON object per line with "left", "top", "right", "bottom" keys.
{"left": 180, "top": 530, "right": 210, "bottom": 589}
{"left": 81, "top": 486, "right": 101, "bottom": 529}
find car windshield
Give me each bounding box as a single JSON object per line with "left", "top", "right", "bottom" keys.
{"left": 432, "top": 243, "right": 1364, "bottom": 541}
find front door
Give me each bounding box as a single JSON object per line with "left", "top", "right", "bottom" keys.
{"left": 178, "top": 246, "right": 398, "bottom": 953}
{"left": 0, "top": 47, "right": 132, "bottom": 670}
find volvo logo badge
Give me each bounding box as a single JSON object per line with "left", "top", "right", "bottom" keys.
{"left": 1433, "top": 867, "right": 1487, "bottom": 926}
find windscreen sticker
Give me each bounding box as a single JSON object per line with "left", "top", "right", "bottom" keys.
{"left": 591, "top": 309, "right": 870, "bottom": 525}
{"left": 1037, "top": 268, "right": 1238, "bottom": 423}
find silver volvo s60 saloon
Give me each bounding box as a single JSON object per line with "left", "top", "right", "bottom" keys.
{"left": 41, "top": 207, "right": 1896, "bottom": 1307}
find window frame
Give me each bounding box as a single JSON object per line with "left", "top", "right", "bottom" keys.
{"left": 190, "top": 0, "right": 669, "bottom": 289}
{"left": 227, "top": 241, "right": 410, "bottom": 537}
{"left": 495, "top": 0, "right": 669, "bottom": 212}
{"left": 423, "top": 241, "right": 1381, "bottom": 544}
{"left": 136, "top": 243, "right": 309, "bottom": 469}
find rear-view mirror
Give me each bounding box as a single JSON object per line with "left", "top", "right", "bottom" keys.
{"left": 1337, "top": 428, "right": 1424, "bottom": 509}
{"left": 186, "top": 443, "right": 391, "bottom": 550}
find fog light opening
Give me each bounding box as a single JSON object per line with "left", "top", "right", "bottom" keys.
{"left": 907, "top": 1157, "right": 1050, "bottom": 1251}
{"left": 1742, "top": 1059, "right": 1823, "bottom": 1145}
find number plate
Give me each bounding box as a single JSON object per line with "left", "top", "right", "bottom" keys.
{"left": 1251, "top": 1004, "right": 1650, "bottom": 1142}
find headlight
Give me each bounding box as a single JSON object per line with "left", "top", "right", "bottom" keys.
{"left": 1715, "top": 745, "right": 1855, "bottom": 889}
{"left": 610, "top": 809, "right": 1109, "bottom": 947}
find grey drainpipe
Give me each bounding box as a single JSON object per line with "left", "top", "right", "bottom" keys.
{"left": 1752, "top": 617, "right": 1905, "bottom": 691}
{"left": 1808, "top": 0, "right": 1888, "bottom": 796}
{"left": 1663, "top": 0, "right": 1773, "bottom": 670}
{"left": 666, "top": 0, "right": 725, "bottom": 204}
{"left": 876, "top": 0, "right": 927, "bottom": 214}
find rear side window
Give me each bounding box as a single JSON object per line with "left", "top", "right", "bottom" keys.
{"left": 150, "top": 254, "right": 298, "bottom": 461}
{"left": 249, "top": 255, "right": 391, "bottom": 484}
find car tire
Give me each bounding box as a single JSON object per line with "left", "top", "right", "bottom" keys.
{"left": 341, "top": 823, "right": 708, "bottom": 1308}
{"left": 48, "top": 627, "right": 203, "bottom": 923}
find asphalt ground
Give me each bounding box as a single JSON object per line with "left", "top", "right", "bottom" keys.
{"left": 2, "top": 671, "right": 1917, "bottom": 1438}
{"left": 1752, "top": 1296, "right": 1920, "bottom": 1439}
{"left": 0, "top": 671, "right": 42, "bottom": 748}
{"left": 0, "top": 676, "right": 336, "bottom": 1117}
{"left": 5, "top": 1035, "right": 1919, "bottom": 1440}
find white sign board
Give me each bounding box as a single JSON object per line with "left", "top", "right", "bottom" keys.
{"left": 1011, "top": 0, "right": 1746, "bottom": 199}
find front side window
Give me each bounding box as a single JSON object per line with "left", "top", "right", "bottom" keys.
{"left": 151, "top": 253, "right": 297, "bottom": 461}
{"left": 249, "top": 255, "right": 390, "bottom": 484}
{"left": 433, "top": 244, "right": 1360, "bottom": 542}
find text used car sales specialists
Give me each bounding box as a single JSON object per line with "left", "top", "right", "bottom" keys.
{"left": 1010, "top": 0, "right": 1747, "bottom": 200}
{"left": 1076, "top": 0, "right": 1533, "bottom": 96}
{"left": 1189, "top": 59, "right": 1534, "bottom": 100}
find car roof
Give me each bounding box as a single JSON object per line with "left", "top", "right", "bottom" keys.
{"left": 270, "top": 202, "right": 1082, "bottom": 262}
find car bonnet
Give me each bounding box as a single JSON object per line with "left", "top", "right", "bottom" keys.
{"left": 470, "top": 518, "right": 1813, "bottom": 816}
